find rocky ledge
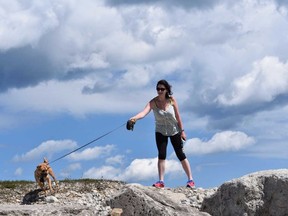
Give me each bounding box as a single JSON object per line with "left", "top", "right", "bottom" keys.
{"left": 0, "top": 169, "right": 287, "bottom": 216}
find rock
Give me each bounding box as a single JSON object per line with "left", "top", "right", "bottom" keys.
{"left": 45, "top": 195, "right": 59, "bottom": 203}
{"left": 172, "top": 187, "right": 217, "bottom": 209}
{"left": 201, "top": 169, "right": 288, "bottom": 216}
{"left": 109, "top": 183, "right": 210, "bottom": 216}
{"left": 111, "top": 208, "right": 123, "bottom": 216}
{"left": 0, "top": 179, "right": 124, "bottom": 216}
{"left": 1, "top": 170, "right": 288, "bottom": 216}
{"left": 22, "top": 189, "right": 44, "bottom": 204}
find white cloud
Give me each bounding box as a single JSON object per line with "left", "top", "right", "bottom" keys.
{"left": 13, "top": 139, "right": 77, "bottom": 162}
{"left": 2, "top": 0, "right": 288, "bottom": 186}
{"left": 14, "top": 167, "right": 23, "bottom": 176}
{"left": 184, "top": 131, "right": 255, "bottom": 155}
{"left": 0, "top": 78, "right": 152, "bottom": 116}
{"left": 1, "top": 0, "right": 287, "bottom": 121}
{"left": 118, "top": 158, "right": 182, "bottom": 182}
{"left": 83, "top": 165, "right": 121, "bottom": 180}
{"left": 217, "top": 56, "right": 288, "bottom": 106}
{"left": 82, "top": 157, "right": 183, "bottom": 182}
{"left": 69, "top": 144, "right": 115, "bottom": 161}
{"left": 0, "top": 0, "right": 59, "bottom": 50}
{"left": 60, "top": 163, "right": 82, "bottom": 178}
{"left": 119, "top": 158, "right": 158, "bottom": 181}
{"left": 105, "top": 155, "right": 125, "bottom": 165}
{"left": 69, "top": 53, "right": 109, "bottom": 70}
{"left": 119, "top": 65, "right": 152, "bottom": 88}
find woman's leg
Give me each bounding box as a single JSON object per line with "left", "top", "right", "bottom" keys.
{"left": 170, "top": 133, "right": 193, "bottom": 180}
{"left": 181, "top": 158, "right": 193, "bottom": 180}
{"left": 158, "top": 159, "right": 165, "bottom": 181}
{"left": 155, "top": 132, "right": 168, "bottom": 181}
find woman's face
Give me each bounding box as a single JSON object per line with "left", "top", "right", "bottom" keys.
{"left": 156, "top": 84, "right": 166, "bottom": 95}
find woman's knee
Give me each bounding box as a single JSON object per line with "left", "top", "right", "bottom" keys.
{"left": 175, "top": 149, "right": 186, "bottom": 161}
{"left": 158, "top": 153, "right": 166, "bottom": 160}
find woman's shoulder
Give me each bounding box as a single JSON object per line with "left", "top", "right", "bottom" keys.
{"left": 149, "top": 97, "right": 157, "bottom": 108}
{"left": 169, "top": 96, "right": 176, "bottom": 104}
{"left": 150, "top": 97, "right": 157, "bottom": 102}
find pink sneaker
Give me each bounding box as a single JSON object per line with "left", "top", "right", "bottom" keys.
{"left": 153, "top": 181, "right": 165, "bottom": 188}
{"left": 186, "top": 180, "right": 195, "bottom": 188}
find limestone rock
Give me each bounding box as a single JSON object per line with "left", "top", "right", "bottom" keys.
{"left": 109, "top": 183, "right": 210, "bottom": 216}
{"left": 45, "top": 195, "right": 59, "bottom": 203}
{"left": 201, "top": 169, "right": 288, "bottom": 216}
{"left": 0, "top": 180, "right": 124, "bottom": 216}
{"left": 1, "top": 170, "right": 288, "bottom": 216}
{"left": 111, "top": 208, "right": 123, "bottom": 216}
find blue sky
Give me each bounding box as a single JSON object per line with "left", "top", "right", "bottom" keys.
{"left": 0, "top": 0, "right": 288, "bottom": 189}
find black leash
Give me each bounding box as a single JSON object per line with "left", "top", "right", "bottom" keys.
{"left": 49, "top": 122, "right": 126, "bottom": 164}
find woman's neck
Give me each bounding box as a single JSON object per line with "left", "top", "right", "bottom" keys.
{"left": 157, "top": 95, "right": 166, "bottom": 102}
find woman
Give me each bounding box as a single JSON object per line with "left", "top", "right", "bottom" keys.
{"left": 128, "top": 79, "right": 195, "bottom": 188}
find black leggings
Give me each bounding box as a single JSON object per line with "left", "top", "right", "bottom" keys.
{"left": 155, "top": 132, "right": 186, "bottom": 161}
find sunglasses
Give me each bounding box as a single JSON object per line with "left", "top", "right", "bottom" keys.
{"left": 156, "top": 87, "right": 166, "bottom": 91}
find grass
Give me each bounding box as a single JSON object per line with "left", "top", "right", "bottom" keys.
{"left": 0, "top": 179, "right": 125, "bottom": 190}
{"left": 0, "top": 180, "right": 33, "bottom": 189}
{"left": 61, "top": 178, "right": 125, "bottom": 184}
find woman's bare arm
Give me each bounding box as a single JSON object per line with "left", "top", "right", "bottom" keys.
{"left": 130, "top": 99, "right": 153, "bottom": 121}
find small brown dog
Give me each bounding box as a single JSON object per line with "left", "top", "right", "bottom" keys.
{"left": 34, "top": 158, "right": 58, "bottom": 194}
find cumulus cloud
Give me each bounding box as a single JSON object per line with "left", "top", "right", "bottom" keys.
{"left": 217, "top": 56, "right": 288, "bottom": 106}
{"left": 1, "top": 0, "right": 287, "bottom": 121}
{"left": 0, "top": 0, "right": 236, "bottom": 93}
{"left": 13, "top": 139, "right": 77, "bottom": 162}
{"left": 184, "top": 131, "right": 255, "bottom": 155}
{"left": 0, "top": 46, "right": 57, "bottom": 92}
{"left": 119, "top": 158, "right": 158, "bottom": 181}
{"left": 68, "top": 144, "right": 115, "bottom": 161}
{"left": 105, "top": 155, "right": 125, "bottom": 165}
{"left": 105, "top": 0, "right": 226, "bottom": 9}
{"left": 0, "top": 0, "right": 181, "bottom": 93}
{"left": 0, "top": 1, "right": 62, "bottom": 91}
{"left": 193, "top": 56, "right": 288, "bottom": 129}
{"left": 1, "top": 0, "right": 288, "bottom": 154}
{"left": 82, "top": 157, "right": 183, "bottom": 182}
{"left": 274, "top": 0, "right": 288, "bottom": 7}
{"left": 0, "top": 0, "right": 125, "bottom": 91}
{"left": 0, "top": 0, "right": 59, "bottom": 51}
{"left": 180, "top": 1, "right": 288, "bottom": 129}
{"left": 118, "top": 158, "right": 182, "bottom": 182}
{"left": 0, "top": 77, "right": 154, "bottom": 117}
{"left": 83, "top": 165, "right": 121, "bottom": 180}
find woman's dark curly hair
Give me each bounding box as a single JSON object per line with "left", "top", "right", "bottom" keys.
{"left": 156, "top": 79, "right": 173, "bottom": 99}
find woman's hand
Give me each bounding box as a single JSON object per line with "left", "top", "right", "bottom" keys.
{"left": 181, "top": 130, "right": 186, "bottom": 141}
{"left": 126, "top": 119, "right": 136, "bottom": 131}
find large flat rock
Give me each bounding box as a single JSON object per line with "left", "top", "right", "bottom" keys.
{"left": 201, "top": 169, "right": 288, "bottom": 216}
{"left": 109, "top": 183, "right": 210, "bottom": 216}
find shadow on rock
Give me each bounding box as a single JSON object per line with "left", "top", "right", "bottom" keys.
{"left": 22, "top": 189, "right": 44, "bottom": 204}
